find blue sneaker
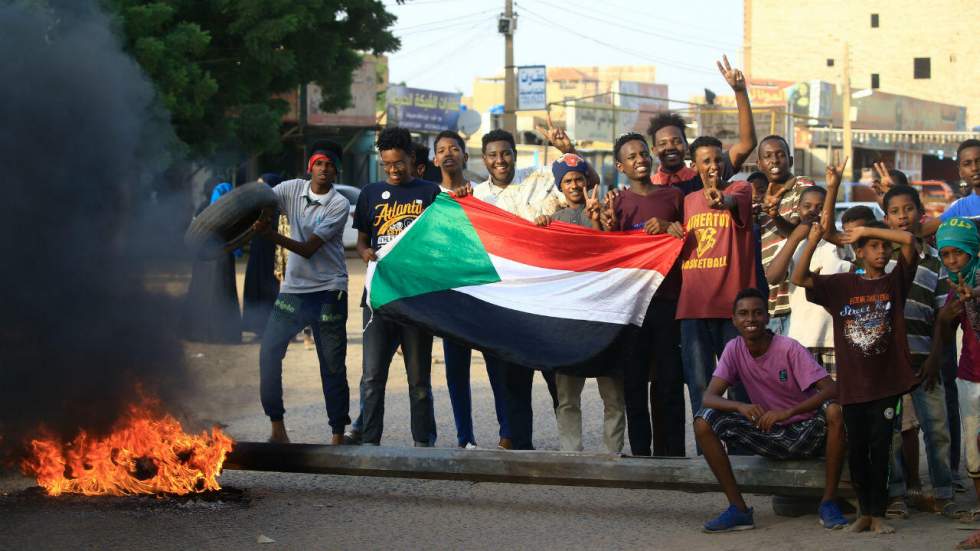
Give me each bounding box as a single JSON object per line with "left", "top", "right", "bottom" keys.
{"left": 703, "top": 505, "right": 754, "bottom": 533}
{"left": 818, "top": 500, "right": 848, "bottom": 529}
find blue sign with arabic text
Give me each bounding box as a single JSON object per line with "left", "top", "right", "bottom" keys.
{"left": 386, "top": 86, "right": 462, "bottom": 133}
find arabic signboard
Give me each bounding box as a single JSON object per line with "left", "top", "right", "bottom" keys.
{"left": 386, "top": 86, "right": 462, "bottom": 133}
{"left": 565, "top": 104, "right": 616, "bottom": 143}
{"left": 307, "top": 57, "right": 378, "bottom": 127}
{"left": 517, "top": 65, "right": 547, "bottom": 111}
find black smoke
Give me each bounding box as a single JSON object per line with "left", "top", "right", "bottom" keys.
{"left": 0, "top": 2, "right": 194, "bottom": 460}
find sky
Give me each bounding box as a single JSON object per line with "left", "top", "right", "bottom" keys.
{"left": 383, "top": 0, "right": 744, "bottom": 108}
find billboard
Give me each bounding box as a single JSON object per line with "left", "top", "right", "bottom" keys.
{"left": 307, "top": 57, "right": 378, "bottom": 127}
{"left": 386, "top": 86, "right": 462, "bottom": 133}
{"left": 517, "top": 65, "right": 547, "bottom": 111}
{"left": 613, "top": 80, "right": 669, "bottom": 133}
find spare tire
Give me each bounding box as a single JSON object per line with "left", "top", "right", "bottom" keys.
{"left": 184, "top": 182, "right": 278, "bottom": 260}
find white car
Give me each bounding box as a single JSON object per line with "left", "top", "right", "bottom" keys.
{"left": 834, "top": 201, "right": 884, "bottom": 230}
{"left": 334, "top": 184, "right": 360, "bottom": 249}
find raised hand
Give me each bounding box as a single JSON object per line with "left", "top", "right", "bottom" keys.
{"left": 825, "top": 156, "right": 849, "bottom": 189}
{"left": 601, "top": 189, "right": 619, "bottom": 229}
{"left": 705, "top": 186, "right": 725, "bottom": 210}
{"left": 807, "top": 220, "right": 823, "bottom": 241}
{"left": 535, "top": 110, "right": 575, "bottom": 154}
{"left": 585, "top": 184, "right": 601, "bottom": 221}
{"left": 716, "top": 54, "right": 746, "bottom": 92}
{"left": 837, "top": 224, "right": 864, "bottom": 245}
{"left": 763, "top": 182, "right": 791, "bottom": 217}
{"left": 872, "top": 161, "right": 894, "bottom": 198}
{"left": 954, "top": 275, "right": 974, "bottom": 301}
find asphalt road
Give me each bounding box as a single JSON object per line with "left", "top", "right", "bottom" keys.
{"left": 1, "top": 258, "right": 977, "bottom": 550}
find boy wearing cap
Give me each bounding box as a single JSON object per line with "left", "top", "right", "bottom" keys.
{"left": 538, "top": 154, "right": 625, "bottom": 452}
{"left": 252, "top": 140, "right": 352, "bottom": 444}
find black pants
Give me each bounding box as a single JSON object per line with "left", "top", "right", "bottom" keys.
{"left": 844, "top": 395, "right": 900, "bottom": 517}
{"left": 487, "top": 355, "right": 557, "bottom": 450}
{"left": 624, "top": 300, "right": 685, "bottom": 456}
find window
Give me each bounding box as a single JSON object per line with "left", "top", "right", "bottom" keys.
{"left": 826, "top": 58, "right": 835, "bottom": 67}
{"left": 871, "top": 73, "right": 880, "bottom": 89}
{"left": 914, "top": 57, "right": 931, "bottom": 79}
{"left": 871, "top": 13, "right": 879, "bottom": 27}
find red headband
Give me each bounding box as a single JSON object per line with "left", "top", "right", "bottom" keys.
{"left": 307, "top": 153, "right": 333, "bottom": 174}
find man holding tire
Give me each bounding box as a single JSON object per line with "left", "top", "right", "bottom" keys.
{"left": 252, "top": 140, "right": 352, "bottom": 444}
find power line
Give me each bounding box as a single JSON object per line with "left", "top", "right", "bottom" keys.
{"left": 400, "top": 20, "right": 494, "bottom": 86}
{"left": 392, "top": 8, "right": 497, "bottom": 33}
{"left": 515, "top": 4, "right": 717, "bottom": 76}
{"left": 533, "top": 0, "right": 741, "bottom": 51}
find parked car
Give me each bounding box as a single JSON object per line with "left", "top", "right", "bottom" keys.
{"left": 334, "top": 184, "right": 360, "bottom": 249}
{"left": 912, "top": 180, "right": 955, "bottom": 219}
{"left": 833, "top": 201, "right": 885, "bottom": 230}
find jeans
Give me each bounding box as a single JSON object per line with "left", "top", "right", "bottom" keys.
{"left": 942, "top": 343, "right": 961, "bottom": 474}
{"left": 623, "top": 300, "right": 684, "bottom": 456}
{"left": 767, "top": 314, "right": 790, "bottom": 336}
{"left": 443, "top": 339, "right": 510, "bottom": 446}
{"left": 486, "top": 354, "right": 557, "bottom": 450}
{"left": 259, "top": 291, "right": 349, "bottom": 434}
{"left": 356, "top": 307, "right": 436, "bottom": 445}
{"left": 889, "top": 381, "right": 953, "bottom": 499}
{"left": 680, "top": 318, "right": 740, "bottom": 417}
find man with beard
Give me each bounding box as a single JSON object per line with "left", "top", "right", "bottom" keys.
{"left": 648, "top": 56, "right": 757, "bottom": 196}
{"left": 471, "top": 124, "right": 596, "bottom": 449}
{"left": 756, "top": 135, "right": 816, "bottom": 335}
{"left": 602, "top": 132, "right": 685, "bottom": 456}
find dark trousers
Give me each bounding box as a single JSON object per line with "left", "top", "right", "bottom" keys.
{"left": 844, "top": 395, "right": 900, "bottom": 517}
{"left": 623, "top": 300, "right": 685, "bottom": 456}
{"left": 443, "top": 339, "right": 511, "bottom": 446}
{"left": 942, "top": 343, "right": 961, "bottom": 473}
{"left": 357, "top": 307, "right": 435, "bottom": 445}
{"left": 486, "top": 354, "right": 557, "bottom": 450}
{"left": 259, "top": 291, "right": 349, "bottom": 434}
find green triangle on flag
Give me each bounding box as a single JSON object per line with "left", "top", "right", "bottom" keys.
{"left": 369, "top": 193, "right": 501, "bottom": 308}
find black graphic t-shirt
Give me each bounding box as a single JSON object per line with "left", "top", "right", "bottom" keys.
{"left": 353, "top": 179, "right": 440, "bottom": 251}
{"left": 806, "top": 257, "right": 918, "bottom": 405}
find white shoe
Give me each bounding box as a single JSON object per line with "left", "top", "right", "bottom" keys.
{"left": 463, "top": 443, "right": 478, "bottom": 450}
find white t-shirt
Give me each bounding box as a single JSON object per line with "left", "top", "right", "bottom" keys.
{"left": 472, "top": 166, "right": 561, "bottom": 221}
{"left": 781, "top": 239, "right": 853, "bottom": 348}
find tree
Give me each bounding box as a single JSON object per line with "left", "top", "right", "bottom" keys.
{"left": 106, "top": 0, "right": 399, "bottom": 156}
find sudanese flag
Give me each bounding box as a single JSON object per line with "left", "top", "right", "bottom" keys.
{"left": 366, "top": 194, "right": 682, "bottom": 370}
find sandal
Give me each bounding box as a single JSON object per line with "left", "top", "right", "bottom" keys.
{"left": 940, "top": 499, "right": 972, "bottom": 519}
{"left": 885, "top": 497, "right": 909, "bottom": 519}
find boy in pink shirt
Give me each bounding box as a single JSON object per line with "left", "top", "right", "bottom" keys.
{"left": 694, "top": 288, "right": 847, "bottom": 532}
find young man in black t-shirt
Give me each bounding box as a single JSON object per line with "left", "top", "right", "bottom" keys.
{"left": 348, "top": 127, "right": 441, "bottom": 446}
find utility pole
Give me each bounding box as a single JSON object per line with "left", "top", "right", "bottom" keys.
{"left": 841, "top": 42, "right": 853, "bottom": 177}
{"left": 502, "top": 0, "right": 517, "bottom": 135}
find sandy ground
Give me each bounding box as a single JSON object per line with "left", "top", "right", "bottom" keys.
{"left": 2, "top": 256, "right": 979, "bottom": 550}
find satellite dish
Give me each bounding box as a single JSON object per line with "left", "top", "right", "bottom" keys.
{"left": 458, "top": 109, "right": 482, "bottom": 137}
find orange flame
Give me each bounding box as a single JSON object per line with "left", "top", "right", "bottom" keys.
{"left": 21, "top": 402, "right": 233, "bottom": 496}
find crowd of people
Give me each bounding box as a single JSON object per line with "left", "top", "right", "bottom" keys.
{"left": 231, "top": 56, "right": 980, "bottom": 538}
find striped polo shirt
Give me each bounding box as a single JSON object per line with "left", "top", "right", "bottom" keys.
{"left": 885, "top": 240, "right": 948, "bottom": 366}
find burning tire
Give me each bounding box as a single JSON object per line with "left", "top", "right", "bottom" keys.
{"left": 184, "top": 182, "right": 278, "bottom": 260}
